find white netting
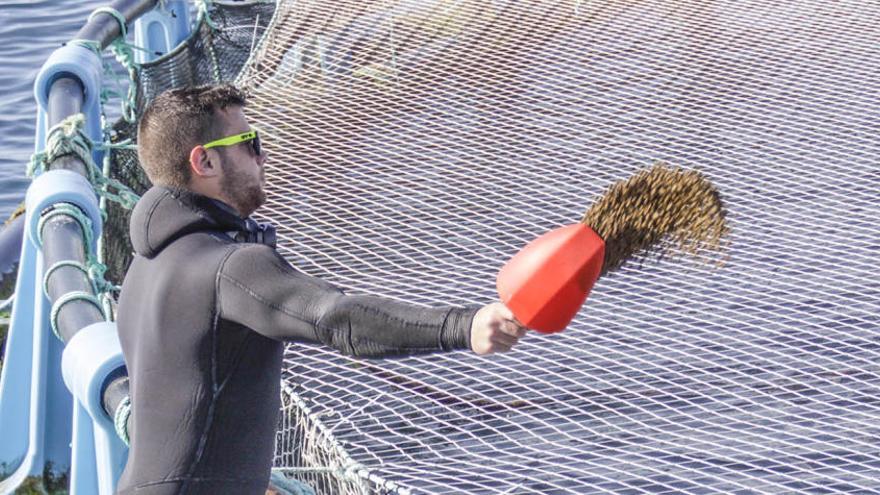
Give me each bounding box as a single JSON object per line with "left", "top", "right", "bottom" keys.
{"left": 249, "top": 1, "right": 880, "bottom": 493}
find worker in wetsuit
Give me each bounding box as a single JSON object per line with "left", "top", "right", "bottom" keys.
{"left": 115, "top": 84, "right": 530, "bottom": 495}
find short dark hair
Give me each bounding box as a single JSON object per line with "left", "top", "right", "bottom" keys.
{"left": 137, "top": 84, "right": 247, "bottom": 188}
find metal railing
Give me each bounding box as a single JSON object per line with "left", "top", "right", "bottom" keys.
{"left": 0, "top": 2, "right": 192, "bottom": 493}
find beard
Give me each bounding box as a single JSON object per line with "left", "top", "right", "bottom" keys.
{"left": 219, "top": 155, "right": 266, "bottom": 217}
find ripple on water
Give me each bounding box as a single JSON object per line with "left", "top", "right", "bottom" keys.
{"left": 0, "top": 0, "right": 113, "bottom": 219}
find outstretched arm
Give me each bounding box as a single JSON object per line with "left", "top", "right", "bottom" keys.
{"left": 217, "top": 244, "right": 528, "bottom": 357}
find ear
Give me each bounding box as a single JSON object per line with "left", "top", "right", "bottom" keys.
{"left": 189, "top": 145, "right": 219, "bottom": 179}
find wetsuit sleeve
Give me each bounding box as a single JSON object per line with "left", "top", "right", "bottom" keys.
{"left": 217, "top": 244, "right": 477, "bottom": 357}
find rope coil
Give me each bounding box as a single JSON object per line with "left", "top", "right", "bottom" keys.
{"left": 29, "top": 114, "right": 141, "bottom": 212}
{"left": 35, "top": 203, "right": 94, "bottom": 249}
{"left": 88, "top": 7, "right": 129, "bottom": 38}
{"left": 108, "top": 38, "right": 140, "bottom": 123}
{"left": 27, "top": 114, "right": 94, "bottom": 180}
{"left": 42, "top": 260, "right": 93, "bottom": 299}
{"left": 113, "top": 396, "right": 132, "bottom": 446}
{"left": 49, "top": 291, "right": 106, "bottom": 341}
{"left": 84, "top": 5, "right": 142, "bottom": 122}
{"left": 36, "top": 202, "right": 120, "bottom": 338}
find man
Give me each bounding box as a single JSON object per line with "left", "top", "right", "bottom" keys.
{"left": 116, "top": 84, "right": 529, "bottom": 494}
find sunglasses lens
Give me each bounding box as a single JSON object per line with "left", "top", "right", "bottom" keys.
{"left": 251, "top": 132, "right": 262, "bottom": 157}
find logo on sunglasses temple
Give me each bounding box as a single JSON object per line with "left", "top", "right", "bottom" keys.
{"left": 203, "top": 130, "right": 262, "bottom": 156}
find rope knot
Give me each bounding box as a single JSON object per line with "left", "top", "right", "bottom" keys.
{"left": 28, "top": 113, "right": 94, "bottom": 179}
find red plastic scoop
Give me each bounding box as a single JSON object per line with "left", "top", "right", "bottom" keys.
{"left": 497, "top": 223, "right": 605, "bottom": 333}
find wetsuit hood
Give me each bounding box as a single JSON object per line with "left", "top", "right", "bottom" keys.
{"left": 130, "top": 186, "right": 246, "bottom": 259}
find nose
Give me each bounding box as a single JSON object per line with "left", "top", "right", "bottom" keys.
{"left": 257, "top": 149, "right": 267, "bottom": 166}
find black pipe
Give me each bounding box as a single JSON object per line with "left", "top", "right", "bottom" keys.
{"left": 41, "top": 0, "right": 159, "bottom": 431}
{"left": 40, "top": 214, "right": 105, "bottom": 343}
{"left": 102, "top": 371, "right": 131, "bottom": 436}
{"left": 42, "top": 75, "right": 103, "bottom": 344}
{"left": 47, "top": 78, "right": 85, "bottom": 128}
{"left": 75, "top": 0, "right": 158, "bottom": 51}
{"left": 47, "top": 77, "right": 89, "bottom": 177}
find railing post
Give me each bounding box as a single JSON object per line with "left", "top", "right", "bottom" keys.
{"left": 0, "top": 39, "right": 105, "bottom": 492}
{"left": 1, "top": 1, "right": 189, "bottom": 492}
{"left": 61, "top": 322, "right": 127, "bottom": 494}
{"left": 134, "top": 0, "right": 191, "bottom": 63}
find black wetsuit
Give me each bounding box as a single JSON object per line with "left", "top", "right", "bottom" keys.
{"left": 116, "top": 186, "right": 477, "bottom": 494}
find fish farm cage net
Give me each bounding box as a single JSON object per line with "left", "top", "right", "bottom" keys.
{"left": 104, "top": 0, "right": 880, "bottom": 493}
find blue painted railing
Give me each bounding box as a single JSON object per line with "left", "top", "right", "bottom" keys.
{"left": 0, "top": 2, "right": 191, "bottom": 493}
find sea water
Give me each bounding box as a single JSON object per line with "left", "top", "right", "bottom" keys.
{"left": 0, "top": 0, "right": 111, "bottom": 220}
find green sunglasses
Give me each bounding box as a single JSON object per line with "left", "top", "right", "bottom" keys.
{"left": 203, "top": 129, "right": 262, "bottom": 156}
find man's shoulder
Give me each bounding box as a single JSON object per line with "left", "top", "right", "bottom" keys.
{"left": 218, "top": 242, "right": 286, "bottom": 276}
{"left": 123, "top": 232, "right": 241, "bottom": 288}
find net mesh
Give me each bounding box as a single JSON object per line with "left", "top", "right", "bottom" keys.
{"left": 102, "top": 0, "right": 880, "bottom": 493}
{"left": 233, "top": 1, "right": 880, "bottom": 493}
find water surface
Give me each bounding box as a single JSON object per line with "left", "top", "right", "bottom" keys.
{"left": 0, "top": 0, "right": 109, "bottom": 219}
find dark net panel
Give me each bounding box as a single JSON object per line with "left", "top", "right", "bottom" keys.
{"left": 104, "top": 0, "right": 275, "bottom": 284}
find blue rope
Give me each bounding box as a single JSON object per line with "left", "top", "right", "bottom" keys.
{"left": 35, "top": 203, "right": 120, "bottom": 338}
{"left": 27, "top": 114, "right": 94, "bottom": 180}
{"left": 195, "top": 0, "right": 219, "bottom": 30}
{"left": 88, "top": 7, "right": 129, "bottom": 38}
{"left": 85, "top": 6, "right": 143, "bottom": 122}
{"left": 36, "top": 203, "right": 93, "bottom": 249}
{"left": 49, "top": 291, "right": 106, "bottom": 341}
{"left": 29, "top": 114, "right": 141, "bottom": 211}
{"left": 42, "top": 260, "right": 94, "bottom": 299}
